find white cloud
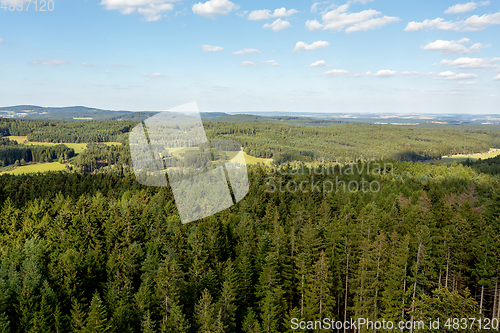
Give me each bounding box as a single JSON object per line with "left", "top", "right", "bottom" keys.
{"left": 494, "top": 74, "right": 500, "bottom": 80}
{"left": 457, "top": 80, "right": 478, "bottom": 84}
{"left": 440, "top": 57, "right": 500, "bottom": 70}
{"left": 142, "top": 72, "right": 166, "bottom": 78}
{"left": 306, "top": 19, "right": 324, "bottom": 31}
{"left": 262, "top": 60, "right": 279, "bottom": 66}
{"left": 0, "top": 38, "right": 4, "bottom": 45}
{"left": 311, "top": 3, "right": 322, "bottom": 13}
{"left": 248, "top": 7, "right": 297, "bottom": 20}
{"left": 31, "top": 59, "right": 69, "bottom": 66}
{"left": 248, "top": 9, "right": 271, "bottom": 20}
{"left": 405, "top": 18, "right": 459, "bottom": 32}
{"left": 293, "top": 40, "right": 329, "bottom": 52}
{"left": 273, "top": 7, "right": 298, "bottom": 18}
{"left": 201, "top": 45, "right": 223, "bottom": 52}
{"left": 100, "top": 0, "right": 176, "bottom": 21}
{"left": 352, "top": 0, "right": 375, "bottom": 3}
{"left": 463, "top": 11, "right": 500, "bottom": 30}
{"left": 401, "top": 71, "right": 420, "bottom": 75}
{"left": 232, "top": 48, "right": 261, "bottom": 55}
{"left": 240, "top": 61, "right": 259, "bottom": 66}
{"left": 422, "top": 38, "right": 489, "bottom": 54}
{"left": 263, "top": 19, "right": 291, "bottom": 32}
{"left": 345, "top": 16, "right": 401, "bottom": 32}
{"left": 444, "top": 1, "right": 489, "bottom": 14}
{"left": 436, "top": 71, "right": 477, "bottom": 80}
{"left": 405, "top": 10, "right": 500, "bottom": 32}
{"left": 321, "top": 3, "right": 400, "bottom": 32}
{"left": 192, "top": 0, "right": 238, "bottom": 17}
{"left": 81, "top": 63, "right": 95, "bottom": 67}
{"left": 371, "top": 70, "right": 397, "bottom": 77}
{"left": 308, "top": 60, "right": 327, "bottom": 67}
{"left": 324, "top": 69, "right": 349, "bottom": 76}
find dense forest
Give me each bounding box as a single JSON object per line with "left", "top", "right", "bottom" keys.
{"left": 1, "top": 118, "right": 500, "bottom": 332}
{"left": 3, "top": 119, "right": 500, "bottom": 165}
{"left": 0, "top": 158, "right": 499, "bottom": 332}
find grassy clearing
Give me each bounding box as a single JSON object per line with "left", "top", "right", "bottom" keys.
{"left": 5, "top": 136, "right": 121, "bottom": 153}
{"left": 2, "top": 162, "right": 67, "bottom": 175}
{"left": 25, "top": 142, "right": 88, "bottom": 154}
{"left": 6, "top": 136, "right": 28, "bottom": 143}
{"left": 244, "top": 152, "right": 273, "bottom": 165}
{"left": 441, "top": 148, "right": 500, "bottom": 163}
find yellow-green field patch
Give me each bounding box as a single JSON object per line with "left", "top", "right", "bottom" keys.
{"left": 6, "top": 136, "right": 28, "bottom": 143}
{"left": 2, "top": 162, "right": 67, "bottom": 175}
{"left": 244, "top": 152, "right": 273, "bottom": 165}
{"left": 26, "top": 142, "right": 88, "bottom": 154}
{"left": 441, "top": 148, "right": 500, "bottom": 163}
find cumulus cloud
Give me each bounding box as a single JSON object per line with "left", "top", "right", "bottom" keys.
{"left": 240, "top": 61, "right": 259, "bottom": 66}
{"left": 444, "top": 1, "right": 489, "bottom": 14}
{"left": 201, "top": 45, "right": 223, "bottom": 52}
{"left": 440, "top": 57, "right": 500, "bottom": 70}
{"left": 262, "top": 60, "right": 279, "bottom": 66}
{"left": 142, "top": 72, "right": 166, "bottom": 78}
{"left": 422, "top": 38, "right": 489, "bottom": 54}
{"left": 321, "top": 3, "right": 400, "bottom": 32}
{"left": 293, "top": 40, "right": 329, "bottom": 52}
{"left": 100, "top": 0, "right": 176, "bottom": 21}
{"left": 263, "top": 19, "right": 291, "bottom": 31}
{"left": 436, "top": 71, "right": 477, "bottom": 80}
{"left": 401, "top": 71, "right": 421, "bottom": 75}
{"left": 324, "top": 69, "right": 349, "bottom": 76}
{"left": 405, "top": 10, "right": 500, "bottom": 32}
{"left": 494, "top": 74, "right": 500, "bottom": 80}
{"left": 192, "top": 0, "right": 238, "bottom": 17}
{"left": 232, "top": 48, "right": 261, "bottom": 55}
{"left": 248, "top": 7, "right": 298, "bottom": 20}
{"left": 306, "top": 19, "right": 324, "bottom": 31}
{"left": 273, "top": 7, "right": 298, "bottom": 18}
{"left": 345, "top": 16, "right": 401, "bottom": 32}
{"left": 308, "top": 60, "right": 327, "bottom": 67}
{"left": 369, "top": 70, "right": 397, "bottom": 77}
{"left": 31, "top": 59, "right": 69, "bottom": 66}
{"left": 457, "top": 80, "right": 478, "bottom": 84}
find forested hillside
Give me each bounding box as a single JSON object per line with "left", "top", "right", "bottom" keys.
{"left": 2, "top": 119, "right": 500, "bottom": 166}
{"left": 0, "top": 160, "right": 499, "bottom": 332}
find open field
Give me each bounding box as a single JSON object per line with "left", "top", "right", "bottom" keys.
{"left": 5, "top": 136, "right": 121, "bottom": 154}
{"left": 441, "top": 148, "right": 500, "bottom": 163}
{"left": 6, "top": 136, "right": 28, "bottom": 143}
{"left": 26, "top": 142, "right": 88, "bottom": 154}
{"left": 1, "top": 162, "right": 67, "bottom": 175}
{"left": 244, "top": 152, "right": 273, "bottom": 165}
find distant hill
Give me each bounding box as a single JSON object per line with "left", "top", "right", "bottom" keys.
{"left": 0, "top": 105, "right": 231, "bottom": 121}
{"left": 2, "top": 105, "right": 500, "bottom": 127}
{"left": 204, "top": 114, "right": 349, "bottom": 126}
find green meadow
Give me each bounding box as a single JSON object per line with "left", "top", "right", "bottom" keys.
{"left": 441, "top": 148, "right": 500, "bottom": 163}
{"left": 2, "top": 162, "right": 67, "bottom": 175}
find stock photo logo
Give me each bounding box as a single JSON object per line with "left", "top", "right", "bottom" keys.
{"left": 129, "top": 102, "right": 249, "bottom": 224}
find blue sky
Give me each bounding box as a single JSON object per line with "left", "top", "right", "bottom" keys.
{"left": 0, "top": 0, "right": 499, "bottom": 113}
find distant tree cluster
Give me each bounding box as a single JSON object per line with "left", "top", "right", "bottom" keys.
{"left": 0, "top": 145, "right": 75, "bottom": 167}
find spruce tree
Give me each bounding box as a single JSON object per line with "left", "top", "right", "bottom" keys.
{"left": 84, "top": 292, "right": 112, "bottom": 333}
